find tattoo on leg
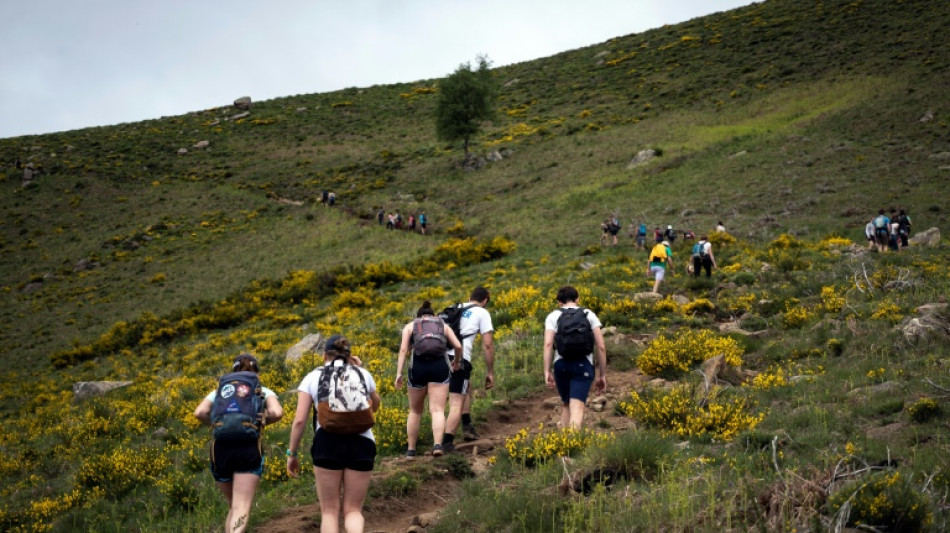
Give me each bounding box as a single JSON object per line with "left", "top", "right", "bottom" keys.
{"left": 231, "top": 514, "right": 247, "bottom": 531}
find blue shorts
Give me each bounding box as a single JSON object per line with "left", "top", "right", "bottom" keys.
{"left": 210, "top": 440, "right": 264, "bottom": 482}
{"left": 553, "top": 358, "right": 595, "bottom": 404}
{"left": 408, "top": 356, "right": 451, "bottom": 389}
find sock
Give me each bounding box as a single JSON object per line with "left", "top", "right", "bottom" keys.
{"left": 462, "top": 414, "right": 472, "bottom": 426}
{"left": 444, "top": 433, "right": 455, "bottom": 445}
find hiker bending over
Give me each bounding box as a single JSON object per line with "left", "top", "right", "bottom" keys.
{"left": 194, "top": 353, "right": 283, "bottom": 533}
{"left": 287, "top": 335, "right": 381, "bottom": 533}
{"left": 691, "top": 235, "right": 717, "bottom": 278}
{"left": 395, "top": 301, "right": 463, "bottom": 457}
{"left": 543, "top": 285, "right": 607, "bottom": 429}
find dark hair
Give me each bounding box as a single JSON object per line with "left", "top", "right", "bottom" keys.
{"left": 417, "top": 300, "right": 436, "bottom": 317}
{"left": 232, "top": 353, "right": 260, "bottom": 373}
{"left": 470, "top": 286, "right": 490, "bottom": 303}
{"left": 879, "top": 209, "right": 885, "bottom": 215}
{"left": 324, "top": 334, "right": 351, "bottom": 359}
{"left": 700, "top": 235, "right": 709, "bottom": 241}
{"left": 556, "top": 285, "right": 579, "bottom": 304}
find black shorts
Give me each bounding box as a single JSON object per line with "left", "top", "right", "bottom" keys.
{"left": 210, "top": 439, "right": 264, "bottom": 482}
{"left": 449, "top": 359, "right": 473, "bottom": 395}
{"left": 408, "top": 356, "right": 451, "bottom": 388}
{"left": 311, "top": 429, "right": 376, "bottom": 472}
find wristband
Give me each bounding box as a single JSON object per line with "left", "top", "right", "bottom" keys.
{"left": 286, "top": 449, "right": 298, "bottom": 457}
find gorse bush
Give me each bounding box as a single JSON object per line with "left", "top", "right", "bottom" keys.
{"left": 504, "top": 425, "right": 615, "bottom": 468}
{"left": 636, "top": 329, "right": 743, "bottom": 377}
{"left": 620, "top": 384, "right": 763, "bottom": 440}
{"left": 827, "top": 471, "right": 933, "bottom": 532}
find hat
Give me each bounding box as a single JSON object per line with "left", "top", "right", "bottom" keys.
{"left": 661, "top": 240, "right": 670, "bottom": 246}
{"left": 667, "top": 225, "right": 673, "bottom": 230}
{"left": 324, "top": 334, "right": 350, "bottom": 355}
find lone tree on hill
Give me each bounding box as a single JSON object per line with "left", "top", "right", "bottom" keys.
{"left": 435, "top": 56, "right": 497, "bottom": 160}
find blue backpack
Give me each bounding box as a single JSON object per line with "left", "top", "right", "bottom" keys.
{"left": 692, "top": 241, "right": 707, "bottom": 257}
{"left": 211, "top": 371, "right": 266, "bottom": 442}
{"left": 638, "top": 224, "right": 647, "bottom": 236}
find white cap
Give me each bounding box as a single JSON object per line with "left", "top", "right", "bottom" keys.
{"left": 667, "top": 225, "right": 673, "bottom": 230}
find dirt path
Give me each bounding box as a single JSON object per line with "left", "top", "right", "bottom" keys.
{"left": 259, "top": 366, "right": 647, "bottom": 533}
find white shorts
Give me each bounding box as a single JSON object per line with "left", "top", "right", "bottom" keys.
{"left": 650, "top": 265, "right": 666, "bottom": 281}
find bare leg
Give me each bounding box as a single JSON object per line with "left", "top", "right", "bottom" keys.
{"left": 341, "top": 469, "right": 372, "bottom": 533}
{"left": 215, "top": 481, "right": 233, "bottom": 533}
{"left": 427, "top": 383, "right": 449, "bottom": 445}
{"left": 445, "top": 392, "right": 465, "bottom": 436}
{"left": 406, "top": 387, "right": 427, "bottom": 451}
{"left": 227, "top": 473, "right": 260, "bottom": 533}
{"left": 314, "top": 467, "right": 344, "bottom": 533}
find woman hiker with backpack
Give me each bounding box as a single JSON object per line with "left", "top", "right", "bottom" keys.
{"left": 194, "top": 353, "right": 284, "bottom": 533}
{"left": 543, "top": 285, "right": 607, "bottom": 429}
{"left": 395, "top": 301, "right": 463, "bottom": 457}
{"left": 287, "top": 335, "right": 382, "bottom": 533}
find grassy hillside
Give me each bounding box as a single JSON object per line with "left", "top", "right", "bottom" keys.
{"left": 0, "top": 0, "right": 948, "bottom": 531}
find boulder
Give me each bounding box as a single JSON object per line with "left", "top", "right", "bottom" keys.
{"left": 847, "top": 381, "right": 902, "bottom": 398}
{"left": 633, "top": 292, "right": 663, "bottom": 302}
{"left": 177, "top": 148, "right": 188, "bottom": 156}
{"left": 73, "top": 381, "right": 134, "bottom": 401}
{"left": 486, "top": 150, "right": 503, "bottom": 162}
{"left": 908, "top": 227, "right": 940, "bottom": 247}
{"left": 192, "top": 140, "right": 210, "bottom": 149}
{"left": 233, "top": 96, "right": 252, "bottom": 110}
{"left": 230, "top": 111, "right": 251, "bottom": 120}
{"left": 285, "top": 333, "right": 324, "bottom": 363}
{"left": 700, "top": 354, "right": 726, "bottom": 388}
{"left": 626, "top": 149, "right": 657, "bottom": 169}
{"left": 671, "top": 294, "right": 689, "bottom": 305}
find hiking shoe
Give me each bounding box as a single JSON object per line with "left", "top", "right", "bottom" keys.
{"left": 462, "top": 424, "right": 480, "bottom": 441}
{"left": 432, "top": 444, "right": 444, "bottom": 457}
{"left": 406, "top": 449, "right": 416, "bottom": 458}
{"left": 441, "top": 440, "right": 455, "bottom": 453}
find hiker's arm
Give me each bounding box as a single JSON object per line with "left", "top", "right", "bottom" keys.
{"left": 370, "top": 390, "right": 382, "bottom": 413}
{"left": 481, "top": 331, "right": 495, "bottom": 389}
{"left": 593, "top": 327, "right": 607, "bottom": 393}
{"left": 543, "top": 329, "right": 556, "bottom": 388}
{"left": 264, "top": 395, "right": 283, "bottom": 424}
{"left": 444, "top": 325, "right": 463, "bottom": 370}
{"left": 286, "top": 391, "right": 312, "bottom": 478}
{"left": 193, "top": 398, "right": 212, "bottom": 425}
{"left": 395, "top": 324, "right": 412, "bottom": 387}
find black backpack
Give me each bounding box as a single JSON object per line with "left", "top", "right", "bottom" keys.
{"left": 439, "top": 303, "right": 477, "bottom": 346}
{"left": 411, "top": 316, "right": 448, "bottom": 360}
{"left": 210, "top": 371, "right": 266, "bottom": 442}
{"left": 554, "top": 308, "right": 595, "bottom": 359}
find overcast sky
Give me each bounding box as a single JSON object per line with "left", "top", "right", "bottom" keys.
{"left": 0, "top": 1, "right": 755, "bottom": 140}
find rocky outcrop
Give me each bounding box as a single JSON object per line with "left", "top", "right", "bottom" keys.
{"left": 285, "top": 333, "right": 324, "bottom": 363}
{"left": 73, "top": 381, "right": 134, "bottom": 401}
{"left": 908, "top": 227, "right": 940, "bottom": 247}
{"left": 233, "top": 96, "right": 252, "bottom": 110}
{"left": 626, "top": 149, "right": 657, "bottom": 169}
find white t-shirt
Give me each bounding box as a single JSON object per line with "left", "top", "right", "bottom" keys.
{"left": 297, "top": 362, "right": 377, "bottom": 441}
{"left": 865, "top": 222, "right": 875, "bottom": 239}
{"left": 449, "top": 305, "right": 493, "bottom": 362}
{"left": 544, "top": 306, "right": 602, "bottom": 364}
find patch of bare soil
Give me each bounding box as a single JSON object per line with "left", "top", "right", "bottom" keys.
{"left": 259, "top": 366, "right": 647, "bottom": 533}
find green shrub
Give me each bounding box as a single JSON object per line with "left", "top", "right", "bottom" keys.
{"left": 906, "top": 397, "right": 941, "bottom": 423}
{"left": 827, "top": 471, "right": 932, "bottom": 532}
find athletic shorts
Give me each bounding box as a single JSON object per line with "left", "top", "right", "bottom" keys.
{"left": 449, "top": 359, "right": 473, "bottom": 395}
{"left": 553, "top": 358, "right": 595, "bottom": 403}
{"left": 636, "top": 235, "right": 645, "bottom": 246}
{"left": 609, "top": 228, "right": 619, "bottom": 236}
{"left": 210, "top": 439, "right": 264, "bottom": 483}
{"left": 311, "top": 429, "right": 376, "bottom": 472}
{"left": 408, "top": 356, "right": 451, "bottom": 389}
{"left": 650, "top": 265, "right": 666, "bottom": 281}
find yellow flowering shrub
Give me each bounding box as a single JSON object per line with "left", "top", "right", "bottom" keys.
{"left": 820, "top": 236, "right": 853, "bottom": 248}
{"left": 332, "top": 286, "right": 377, "bottom": 310}
{"left": 827, "top": 471, "right": 932, "bottom": 532}
{"left": 75, "top": 446, "right": 169, "bottom": 498}
{"left": 783, "top": 305, "right": 816, "bottom": 329}
{"left": 504, "top": 425, "right": 614, "bottom": 467}
{"left": 373, "top": 405, "right": 409, "bottom": 455}
{"left": 708, "top": 231, "right": 736, "bottom": 246}
{"left": 682, "top": 298, "right": 715, "bottom": 315}
{"left": 620, "top": 385, "right": 763, "bottom": 441}
{"left": 820, "top": 285, "right": 845, "bottom": 313}
{"left": 637, "top": 329, "right": 743, "bottom": 376}
{"left": 769, "top": 233, "right": 806, "bottom": 249}
{"left": 751, "top": 367, "right": 789, "bottom": 389}
{"left": 871, "top": 301, "right": 902, "bottom": 322}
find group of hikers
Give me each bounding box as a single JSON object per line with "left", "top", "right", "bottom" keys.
{"left": 378, "top": 208, "right": 428, "bottom": 234}
{"left": 600, "top": 217, "right": 725, "bottom": 294}
{"left": 194, "top": 284, "right": 607, "bottom": 532}
{"left": 865, "top": 208, "right": 912, "bottom": 253}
